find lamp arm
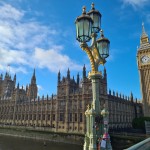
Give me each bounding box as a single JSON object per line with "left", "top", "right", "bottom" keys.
{"left": 80, "top": 43, "right": 96, "bottom": 73}
{"left": 90, "top": 33, "right": 103, "bottom": 66}
{"left": 90, "top": 33, "right": 107, "bottom": 66}
{"left": 90, "top": 33, "right": 99, "bottom": 53}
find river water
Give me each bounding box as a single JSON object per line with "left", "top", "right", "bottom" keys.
{"left": 0, "top": 135, "right": 83, "bottom": 150}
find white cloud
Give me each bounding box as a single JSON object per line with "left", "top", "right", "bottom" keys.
{"left": 0, "top": 19, "right": 55, "bottom": 51}
{"left": 122, "top": 0, "right": 149, "bottom": 8}
{"left": 0, "top": 46, "right": 82, "bottom": 74}
{"left": 37, "top": 85, "right": 43, "bottom": 91}
{"left": 0, "top": 3, "right": 58, "bottom": 52}
{"left": 0, "top": 4, "right": 24, "bottom": 21}
{"left": 32, "top": 47, "right": 82, "bottom": 73}
{"left": 10, "top": 66, "right": 27, "bottom": 74}
{"left": 0, "top": 48, "right": 28, "bottom": 73}
{"left": 0, "top": 3, "right": 82, "bottom": 74}
{"left": 0, "top": 49, "right": 28, "bottom": 65}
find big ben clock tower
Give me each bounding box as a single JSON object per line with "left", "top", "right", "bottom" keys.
{"left": 137, "top": 23, "right": 150, "bottom": 117}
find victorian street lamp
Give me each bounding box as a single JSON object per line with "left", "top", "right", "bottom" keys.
{"left": 75, "top": 3, "right": 110, "bottom": 150}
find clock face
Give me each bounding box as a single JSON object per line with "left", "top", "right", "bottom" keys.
{"left": 141, "top": 55, "right": 150, "bottom": 64}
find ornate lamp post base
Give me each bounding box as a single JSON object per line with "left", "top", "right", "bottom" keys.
{"left": 83, "top": 134, "right": 89, "bottom": 150}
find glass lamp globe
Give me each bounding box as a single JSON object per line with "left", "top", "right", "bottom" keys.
{"left": 97, "top": 30, "right": 110, "bottom": 59}
{"left": 75, "top": 6, "right": 93, "bottom": 43}
{"left": 87, "top": 3, "right": 101, "bottom": 33}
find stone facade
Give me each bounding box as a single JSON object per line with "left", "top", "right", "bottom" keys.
{"left": 0, "top": 65, "right": 143, "bottom": 134}
{"left": 108, "top": 92, "right": 142, "bottom": 129}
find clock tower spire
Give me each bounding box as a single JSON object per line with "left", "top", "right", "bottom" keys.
{"left": 137, "top": 23, "right": 150, "bottom": 117}
{"left": 140, "top": 23, "right": 149, "bottom": 45}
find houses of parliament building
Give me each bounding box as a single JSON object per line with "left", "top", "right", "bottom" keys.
{"left": 0, "top": 65, "right": 143, "bottom": 134}
{"left": 1, "top": 25, "right": 149, "bottom": 135}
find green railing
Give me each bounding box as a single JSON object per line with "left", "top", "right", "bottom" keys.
{"left": 124, "top": 137, "right": 150, "bottom": 150}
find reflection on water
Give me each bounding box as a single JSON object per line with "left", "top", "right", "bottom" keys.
{"left": 0, "top": 135, "right": 83, "bottom": 150}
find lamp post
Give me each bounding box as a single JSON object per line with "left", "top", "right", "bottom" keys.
{"left": 75, "top": 3, "right": 110, "bottom": 150}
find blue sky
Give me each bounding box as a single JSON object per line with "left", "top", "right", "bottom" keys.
{"left": 0, "top": 0, "right": 150, "bottom": 100}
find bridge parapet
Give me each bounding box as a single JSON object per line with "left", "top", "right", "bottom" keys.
{"left": 124, "top": 137, "right": 150, "bottom": 150}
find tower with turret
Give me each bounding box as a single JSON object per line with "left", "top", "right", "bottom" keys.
{"left": 57, "top": 68, "right": 80, "bottom": 96}
{"left": 27, "top": 69, "right": 38, "bottom": 100}
{"left": 0, "top": 72, "right": 16, "bottom": 99}
{"left": 137, "top": 23, "right": 150, "bottom": 117}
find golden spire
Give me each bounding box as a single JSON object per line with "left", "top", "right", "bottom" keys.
{"left": 140, "top": 22, "right": 149, "bottom": 44}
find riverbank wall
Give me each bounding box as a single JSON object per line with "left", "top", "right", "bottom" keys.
{"left": 0, "top": 125, "right": 84, "bottom": 145}
{"left": 0, "top": 125, "right": 148, "bottom": 149}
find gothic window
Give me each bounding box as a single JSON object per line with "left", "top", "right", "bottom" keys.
{"left": 69, "top": 113, "right": 72, "bottom": 122}
{"left": 53, "top": 114, "right": 55, "bottom": 121}
{"left": 34, "top": 115, "right": 36, "bottom": 120}
{"left": 60, "top": 113, "right": 64, "bottom": 121}
{"left": 60, "top": 101, "right": 65, "bottom": 108}
{"left": 80, "top": 113, "right": 82, "bottom": 122}
{"left": 61, "top": 88, "right": 64, "bottom": 94}
{"left": 48, "top": 115, "right": 50, "bottom": 120}
{"left": 117, "top": 103, "right": 119, "bottom": 111}
{"left": 80, "top": 101, "right": 82, "bottom": 108}
{"left": 75, "top": 113, "right": 77, "bottom": 122}
{"left": 30, "top": 115, "right": 32, "bottom": 120}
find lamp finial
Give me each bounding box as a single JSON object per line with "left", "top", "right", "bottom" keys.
{"left": 91, "top": 2, "right": 95, "bottom": 10}
{"left": 100, "top": 29, "right": 104, "bottom": 37}
{"left": 82, "top": 6, "right": 86, "bottom": 14}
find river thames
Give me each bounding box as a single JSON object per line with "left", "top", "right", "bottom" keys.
{"left": 0, "top": 135, "right": 83, "bottom": 150}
